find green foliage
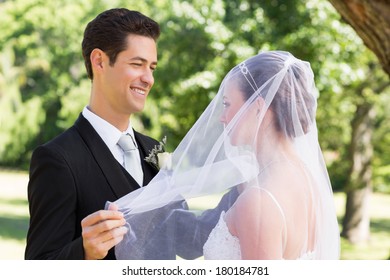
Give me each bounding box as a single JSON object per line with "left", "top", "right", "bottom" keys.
{"left": 0, "top": 0, "right": 92, "bottom": 167}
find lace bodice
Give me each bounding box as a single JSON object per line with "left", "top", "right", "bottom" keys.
{"left": 203, "top": 211, "right": 241, "bottom": 259}
{"left": 202, "top": 211, "right": 316, "bottom": 260}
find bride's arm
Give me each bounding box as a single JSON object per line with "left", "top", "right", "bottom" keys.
{"left": 228, "top": 187, "right": 286, "bottom": 259}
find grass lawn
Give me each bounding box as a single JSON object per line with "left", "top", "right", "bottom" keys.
{"left": 0, "top": 169, "right": 389, "bottom": 260}
{"left": 0, "top": 170, "right": 29, "bottom": 259}
{"left": 334, "top": 192, "right": 390, "bottom": 260}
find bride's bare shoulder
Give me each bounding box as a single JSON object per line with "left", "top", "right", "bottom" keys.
{"left": 234, "top": 186, "right": 280, "bottom": 214}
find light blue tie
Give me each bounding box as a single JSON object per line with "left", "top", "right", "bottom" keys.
{"left": 117, "top": 134, "right": 143, "bottom": 186}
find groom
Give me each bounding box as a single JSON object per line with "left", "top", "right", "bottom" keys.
{"left": 25, "top": 8, "right": 162, "bottom": 260}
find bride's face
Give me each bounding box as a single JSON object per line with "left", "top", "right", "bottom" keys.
{"left": 220, "top": 82, "right": 257, "bottom": 146}
{"left": 220, "top": 83, "right": 245, "bottom": 127}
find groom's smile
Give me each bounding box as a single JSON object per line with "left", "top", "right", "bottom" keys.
{"left": 130, "top": 87, "right": 146, "bottom": 96}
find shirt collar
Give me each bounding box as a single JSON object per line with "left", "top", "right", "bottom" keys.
{"left": 82, "top": 106, "right": 135, "bottom": 150}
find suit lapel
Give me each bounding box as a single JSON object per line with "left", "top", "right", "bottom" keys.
{"left": 74, "top": 114, "right": 140, "bottom": 199}
{"left": 134, "top": 131, "right": 159, "bottom": 186}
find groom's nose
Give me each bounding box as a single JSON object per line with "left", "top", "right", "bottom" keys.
{"left": 140, "top": 69, "right": 154, "bottom": 88}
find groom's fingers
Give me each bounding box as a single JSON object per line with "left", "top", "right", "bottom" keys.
{"left": 82, "top": 209, "right": 123, "bottom": 228}
{"left": 91, "top": 218, "right": 127, "bottom": 236}
{"left": 82, "top": 211, "right": 126, "bottom": 241}
{"left": 107, "top": 202, "right": 119, "bottom": 211}
{"left": 82, "top": 224, "right": 128, "bottom": 260}
{"left": 81, "top": 208, "right": 127, "bottom": 259}
{"left": 101, "top": 225, "right": 128, "bottom": 246}
{"left": 82, "top": 227, "right": 123, "bottom": 259}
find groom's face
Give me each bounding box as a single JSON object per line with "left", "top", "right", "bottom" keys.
{"left": 98, "top": 34, "right": 158, "bottom": 116}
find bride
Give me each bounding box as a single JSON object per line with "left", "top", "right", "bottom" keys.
{"left": 111, "top": 50, "right": 340, "bottom": 260}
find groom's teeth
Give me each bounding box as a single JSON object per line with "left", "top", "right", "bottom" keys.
{"left": 131, "top": 88, "right": 145, "bottom": 95}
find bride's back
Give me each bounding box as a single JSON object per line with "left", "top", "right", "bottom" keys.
{"left": 227, "top": 160, "right": 317, "bottom": 259}
{"left": 272, "top": 160, "right": 317, "bottom": 259}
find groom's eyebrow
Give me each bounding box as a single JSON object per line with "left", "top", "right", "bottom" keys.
{"left": 128, "top": 56, "right": 158, "bottom": 67}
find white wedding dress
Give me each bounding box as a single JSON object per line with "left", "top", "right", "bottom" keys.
{"left": 203, "top": 211, "right": 315, "bottom": 260}
{"left": 203, "top": 211, "right": 242, "bottom": 259}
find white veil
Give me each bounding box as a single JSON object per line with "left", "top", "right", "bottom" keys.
{"left": 111, "top": 50, "right": 340, "bottom": 259}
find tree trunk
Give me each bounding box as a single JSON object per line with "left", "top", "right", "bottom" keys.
{"left": 341, "top": 102, "right": 375, "bottom": 243}
{"left": 328, "top": 0, "right": 390, "bottom": 76}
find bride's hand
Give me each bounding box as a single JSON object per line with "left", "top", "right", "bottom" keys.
{"left": 81, "top": 203, "right": 128, "bottom": 260}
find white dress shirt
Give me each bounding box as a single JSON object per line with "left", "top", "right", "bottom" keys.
{"left": 82, "top": 106, "right": 142, "bottom": 169}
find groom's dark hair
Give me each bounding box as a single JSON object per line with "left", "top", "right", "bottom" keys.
{"left": 82, "top": 8, "right": 160, "bottom": 80}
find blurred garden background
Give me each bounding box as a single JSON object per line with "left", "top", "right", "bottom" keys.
{"left": 0, "top": 0, "right": 389, "bottom": 260}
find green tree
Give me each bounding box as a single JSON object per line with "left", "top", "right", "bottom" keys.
{"left": 0, "top": 0, "right": 94, "bottom": 167}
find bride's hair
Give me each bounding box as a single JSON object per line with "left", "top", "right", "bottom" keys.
{"left": 236, "top": 51, "right": 317, "bottom": 138}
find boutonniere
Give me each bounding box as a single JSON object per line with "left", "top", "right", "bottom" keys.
{"left": 145, "top": 136, "right": 172, "bottom": 170}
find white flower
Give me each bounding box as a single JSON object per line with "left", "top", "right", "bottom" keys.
{"left": 157, "top": 152, "right": 172, "bottom": 170}
{"left": 145, "top": 136, "right": 171, "bottom": 170}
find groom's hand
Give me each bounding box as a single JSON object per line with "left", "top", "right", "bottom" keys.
{"left": 81, "top": 203, "right": 128, "bottom": 260}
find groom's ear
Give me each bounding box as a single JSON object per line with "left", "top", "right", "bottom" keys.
{"left": 90, "top": 48, "right": 105, "bottom": 75}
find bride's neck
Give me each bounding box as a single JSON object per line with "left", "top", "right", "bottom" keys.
{"left": 256, "top": 128, "right": 295, "bottom": 166}
{"left": 238, "top": 135, "right": 296, "bottom": 194}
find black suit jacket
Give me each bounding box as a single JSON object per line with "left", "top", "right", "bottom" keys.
{"left": 25, "top": 114, "right": 159, "bottom": 259}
